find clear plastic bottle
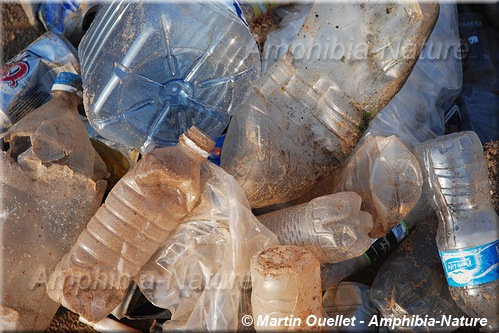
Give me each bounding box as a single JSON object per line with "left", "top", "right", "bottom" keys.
{"left": 250, "top": 245, "right": 322, "bottom": 331}
{"left": 257, "top": 192, "right": 373, "bottom": 264}
{"left": 0, "top": 72, "right": 108, "bottom": 331}
{"left": 79, "top": 1, "right": 266, "bottom": 153}
{"left": 418, "top": 131, "right": 499, "bottom": 332}
{"left": 370, "top": 215, "right": 467, "bottom": 332}
{"left": 47, "top": 126, "right": 215, "bottom": 323}
{"left": 221, "top": 2, "right": 439, "bottom": 208}
{"left": 332, "top": 135, "right": 423, "bottom": 238}
{"left": 320, "top": 194, "right": 434, "bottom": 290}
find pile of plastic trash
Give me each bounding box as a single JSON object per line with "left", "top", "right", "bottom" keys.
{"left": 1, "top": 1, "right": 498, "bottom": 332}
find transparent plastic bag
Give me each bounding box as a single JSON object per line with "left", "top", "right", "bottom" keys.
{"left": 135, "top": 162, "right": 278, "bottom": 331}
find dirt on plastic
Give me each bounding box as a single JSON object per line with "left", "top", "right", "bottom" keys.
{"left": 1, "top": 3, "right": 499, "bottom": 333}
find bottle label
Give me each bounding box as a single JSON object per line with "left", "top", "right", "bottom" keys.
{"left": 365, "top": 221, "right": 409, "bottom": 264}
{"left": 392, "top": 220, "right": 409, "bottom": 242}
{"left": 439, "top": 239, "right": 499, "bottom": 287}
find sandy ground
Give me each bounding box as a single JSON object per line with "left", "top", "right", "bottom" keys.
{"left": 1, "top": 2, "right": 498, "bottom": 333}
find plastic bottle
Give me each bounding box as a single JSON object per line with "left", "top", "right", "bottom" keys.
{"left": 26, "top": 1, "right": 100, "bottom": 47}
{"left": 321, "top": 195, "right": 434, "bottom": 290}
{"left": 47, "top": 126, "right": 215, "bottom": 323}
{"left": 0, "top": 32, "right": 79, "bottom": 132}
{"left": 294, "top": 2, "right": 462, "bottom": 206}
{"left": 257, "top": 192, "right": 373, "bottom": 264}
{"left": 250, "top": 245, "right": 322, "bottom": 331}
{"left": 370, "top": 214, "right": 467, "bottom": 332}
{"left": 418, "top": 131, "right": 499, "bottom": 332}
{"left": 0, "top": 72, "right": 108, "bottom": 331}
{"left": 134, "top": 161, "right": 278, "bottom": 331}
{"left": 323, "top": 282, "right": 378, "bottom": 333}
{"left": 332, "top": 135, "right": 423, "bottom": 238}
{"left": 221, "top": 2, "right": 439, "bottom": 209}
{"left": 78, "top": 1, "right": 268, "bottom": 153}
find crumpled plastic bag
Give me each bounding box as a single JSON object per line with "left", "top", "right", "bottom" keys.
{"left": 333, "top": 136, "right": 423, "bottom": 238}
{"left": 135, "top": 162, "right": 278, "bottom": 331}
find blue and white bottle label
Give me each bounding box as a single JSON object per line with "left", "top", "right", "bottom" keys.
{"left": 392, "top": 220, "right": 409, "bottom": 243}
{"left": 439, "top": 239, "right": 499, "bottom": 287}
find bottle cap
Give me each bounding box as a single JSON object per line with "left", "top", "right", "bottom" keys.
{"left": 51, "top": 72, "right": 83, "bottom": 97}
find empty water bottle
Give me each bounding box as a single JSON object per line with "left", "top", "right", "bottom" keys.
{"left": 79, "top": 1, "right": 267, "bottom": 152}
{"left": 418, "top": 131, "right": 499, "bottom": 332}
{"left": 370, "top": 215, "right": 467, "bottom": 332}
{"left": 257, "top": 192, "right": 373, "bottom": 264}
{"left": 47, "top": 126, "right": 215, "bottom": 322}
{"left": 333, "top": 135, "right": 423, "bottom": 238}
{"left": 321, "top": 195, "right": 434, "bottom": 290}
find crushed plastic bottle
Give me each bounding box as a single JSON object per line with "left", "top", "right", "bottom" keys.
{"left": 370, "top": 214, "right": 467, "bottom": 332}
{"left": 321, "top": 195, "right": 434, "bottom": 290}
{"left": 0, "top": 72, "right": 108, "bottom": 331}
{"left": 47, "top": 126, "right": 215, "bottom": 323}
{"left": 418, "top": 131, "right": 499, "bottom": 332}
{"left": 251, "top": 245, "right": 323, "bottom": 331}
{"left": 0, "top": 32, "right": 79, "bottom": 132}
{"left": 257, "top": 192, "right": 373, "bottom": 264}
{"left": 78, "top": 1, "right": 267, "bottom": 153}
{"left": 221, "top": 1, "right": 439, "bottom": 208}
{"left": 333, "top": 135, "right": 423, "bottom": 238}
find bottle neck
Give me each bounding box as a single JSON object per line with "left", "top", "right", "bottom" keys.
{"left": 50, "top": 89, "right": 83, "bottom": 107}
{"left": 178, "top": 126, "right": 215, "bottom": 160}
